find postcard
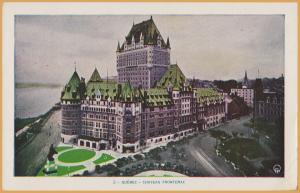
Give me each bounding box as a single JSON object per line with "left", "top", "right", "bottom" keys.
{"left": 2, "top": 2, "right": 298, "bottom": 191}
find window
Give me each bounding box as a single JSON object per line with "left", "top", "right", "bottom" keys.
{"left": 150, "top": 122, "right": 155, "bottom": 128}
{"left": 158, "top": 120, "right": 163, "bottom": 126}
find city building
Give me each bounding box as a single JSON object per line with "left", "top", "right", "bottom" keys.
{"left": 230, "top": 71, "right": 254, "bottom": 107}
{"left": 61, "top": 65, "right": 226, "bottom": 153}
{"left": 225, "top": 94, "right": 249, "bottom": 120}
{"left": 116, "top": 16, "right": 171, "bottom": 89}
{"left": 255, "top": 90, "right": 284, "bottom": 121}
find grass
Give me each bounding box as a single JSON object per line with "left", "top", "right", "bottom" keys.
{"left": 218, "top": 138, "right": 265, "bottom": 176}
{"left": 37, "top": 165, "right": 85, "bottom": 176}
{"left": 209, "top": 129, "right": 232, "bottom": 141}
{"left": 55, "top": 146, "right": 73, "bottom": 153}
{"left": 58, "top": 149, "right": 96, "bottom": 163}
{"left": 93, "top": 153, "right": 115, "bottom": 164}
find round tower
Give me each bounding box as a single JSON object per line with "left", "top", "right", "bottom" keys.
{"left": 60, "top": 70, "right": 85, "bottom": 144}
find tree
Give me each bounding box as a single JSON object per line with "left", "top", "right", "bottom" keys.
{"left": 133, "top": 154, "right": 144, "bottom": 161}
{"left": 82, "top": 170, "right": 89, "bottom": 176}
{"left": 232, "top": 131, "right": 238, "bottom": 138}
{"left": 95, "top": 165, "right": 102, "bottom": 174}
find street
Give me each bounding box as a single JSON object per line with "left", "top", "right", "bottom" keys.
{"left": 182, "top": 115, "right": 254, "bottom": 176}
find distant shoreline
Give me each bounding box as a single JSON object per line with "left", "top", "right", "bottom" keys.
{"left": 15, "top": 102, "right": 61, "bottom": 133}
{"left": 16, "top": 82, "right": 62, "bottom": 89}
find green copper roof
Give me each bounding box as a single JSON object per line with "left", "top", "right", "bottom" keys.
{"left": 86, "top": 80, "right": 140, "bottom": 102}
{"left": 157, "top": 64, "right": 186, "bottom": 90}
{"left": 61, "top": 71, "right": 82, "bottom": 101}
{"left": 88, "top": 68, "right": 102, "bottom": 82}
{"left": 120, "top": 17, "right": 169, "bottom": 50}
{"left": 196, "top": 88, "right": 223, "bottom": 104}
{"left": 86, "top": 81, "right": 118, "bottom": 100}
{"left": 140, "top": 88, "right": 173, "bottom": 107}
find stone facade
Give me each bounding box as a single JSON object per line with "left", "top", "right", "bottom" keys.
{"left": 60, "top": 17, "right": 226, "bottom": 153}
{"left": 116, "top": 17, "right": 171, "bottom": 89}
{"left": 61, "top": 65, "right": 226, "bottom": 153}
{"left": 255, "top": 90, "right": 284, "bottom": 121}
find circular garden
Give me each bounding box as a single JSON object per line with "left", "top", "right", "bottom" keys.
{"left": 58, "top": 149, "right": 96, "bottom": 163}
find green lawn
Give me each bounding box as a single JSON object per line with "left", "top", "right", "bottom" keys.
{"left": 58, "top": 149, "right": 96, "bottom": 163}
{"left": 218, "top": 137, "right": 265, "bottom": 176}
{"left": 55, "top": 146, "right": 73, "bottom": 153}
{"left": 93, "top": 153, "right": 115, "bottom": 164}
{"left": 37, "top": 165, "right": 85, "bottom": 176}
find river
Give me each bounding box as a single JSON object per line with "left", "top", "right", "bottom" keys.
{"left": 15, "top": 86, "right": 63, "bottom": 119}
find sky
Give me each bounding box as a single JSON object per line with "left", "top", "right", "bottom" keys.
{"left": 15, "top": 15, "right": 284, "bottom": 84}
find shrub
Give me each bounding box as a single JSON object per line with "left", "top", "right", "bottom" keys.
{"left": 127, "top": 156, "right": 134, "bottom": 163}
{"left": 115, "top": 158, "right": 127, "bottom": 168}
{"left": 95, "top": 165, "right": 103, "bottom": 174}
{"left": 133, "top": 154, "right": 143, "bottom": 161}
{"left": 82, "top": 170, "right": 89, "bottom": 176}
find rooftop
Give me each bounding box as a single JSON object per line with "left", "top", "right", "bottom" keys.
{"left": 118, "top": 16, "right": 170, "bottom": 51}
{"left": 156, "top": 64, "right": 187, "bottom": 91}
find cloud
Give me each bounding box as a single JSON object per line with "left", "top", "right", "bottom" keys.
{"left": 15, "top": 15, "right": 284, "bottom": 83}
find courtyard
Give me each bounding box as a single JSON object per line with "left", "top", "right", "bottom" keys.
{"left": 37, "top": 145, "right": 116, "bottom": 176}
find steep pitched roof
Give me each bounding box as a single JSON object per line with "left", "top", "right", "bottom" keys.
{"left": 116, "top": 41, "right": 121, "bottom": 52}
{"left": 122, "top": 17, "right": 169, "bottom": 49}
{"left": 61, "top": 71, "right": 82, "bottom": 101}
{"left": 86, "top": 80, "right": 140, "bottom": 102}
{"left": 88, "top": 68, "right": 102, "bottom": 82}
{"left": 140, "top": 88, "right": 173, "bottom": 107}
{"left": 156, "top": 64, "right": 186, "bottom": 90}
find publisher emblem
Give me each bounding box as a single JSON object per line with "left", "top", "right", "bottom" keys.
{"left": 273, "top": 164, "right": 282, "bottom": 174}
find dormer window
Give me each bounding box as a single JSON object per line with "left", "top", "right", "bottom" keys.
{"left": 140, "top": 32, "right": 144, "bottom": 45}
{"left": 131, "top": 36, "right": 135, "bottom": 46}
{"left": 95, "top": 89, "right": 101, "bottom": 100}
{"left": 157, "top": 35, "right": 162, "bottom": 47}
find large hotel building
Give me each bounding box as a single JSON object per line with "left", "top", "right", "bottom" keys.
{"left": 60, "top": 17, "right": 226, "bottom": 153}
{"left": 116, "top": 16, "right": 170, "bottom": 89}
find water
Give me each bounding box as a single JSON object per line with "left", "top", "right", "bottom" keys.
{"left": 15, "top": 87, "right": 63, "bottom": 119}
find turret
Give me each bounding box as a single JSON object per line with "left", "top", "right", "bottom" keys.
{"left": 166, "top": 37, "right": 171, "bottom": 49}
{"left": 60, "top": 69, "right": 82, "bottom": 144}
{"left": 131, "top": 35, "right": 135, "bottom": 46}
{"left": 116, "top": 41, "right": 121, "bottom": 52}
{"left": 140, "top": 32, "right": 144, "bottom": 44}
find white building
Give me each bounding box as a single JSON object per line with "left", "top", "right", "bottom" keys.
{"left": 230, "top": 88, "right": 254, "bottom": 108}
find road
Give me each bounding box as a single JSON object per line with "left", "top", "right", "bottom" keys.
{"left": 188, "top": 133, "right": 239, "bottom": 176}
{"left": 185, "top": 115, "right": 254, "bottom": 177}
{"left": 15, "top": 110, "right": 61, "bottom": 176}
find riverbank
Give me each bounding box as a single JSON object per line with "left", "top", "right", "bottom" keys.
{"left": 15, "top": 104, "right": 61, "bottom": 153}
{"left": 15, "top": 109, "right": 62, "bottom": 176}
{"left": 15, "top": 103, "right": 60, "bottom": 133}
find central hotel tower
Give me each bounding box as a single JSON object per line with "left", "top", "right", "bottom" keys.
{"left": 116, "top": 16, "right": 171, "bottom": 89}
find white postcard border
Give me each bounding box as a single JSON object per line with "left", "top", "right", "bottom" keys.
{"left": 3, "top": 2, "right": 298, "bottom": 191}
